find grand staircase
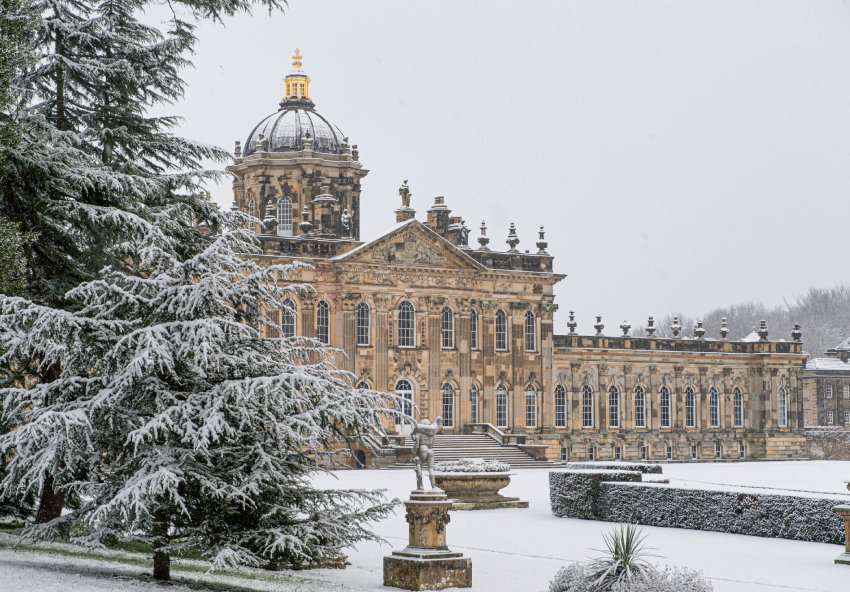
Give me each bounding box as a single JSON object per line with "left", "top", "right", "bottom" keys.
{"left": 388, "top": 433, "right": 556, "bottom": 469}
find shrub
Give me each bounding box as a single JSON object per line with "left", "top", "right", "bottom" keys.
{"left": 550, "top": 564, "right": 713, "bottom": 592}
{"left": 586, "top": 524, "right": 655, "bottom": 590}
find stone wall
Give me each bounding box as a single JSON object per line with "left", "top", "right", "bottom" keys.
{"left": 806, "top": 427, "right": 850, "bottom": 460}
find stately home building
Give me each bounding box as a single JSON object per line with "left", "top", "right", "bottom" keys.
{"left": 803, "top": 338, "right": 850, "bottom": 427}
{"left": 228, "top": 51, "right": 807, "bottom": 463}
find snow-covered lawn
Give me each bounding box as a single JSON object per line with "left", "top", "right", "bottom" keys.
{"left": 1, "top": 461, "right": 849, "bottom": 592}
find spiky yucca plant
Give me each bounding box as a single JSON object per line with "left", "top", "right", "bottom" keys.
{"left": 588, "top": 524, "right": 656, "bottom": 591}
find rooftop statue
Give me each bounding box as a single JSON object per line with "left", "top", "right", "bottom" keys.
{"left": 411, "top": 417, "right": 443, "bottom": 491}
{"left": 399, "top": 179, "right": 412, "bottom": 209}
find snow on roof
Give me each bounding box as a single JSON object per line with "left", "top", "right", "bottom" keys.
{"left": 836, "top": 336, "right": 850, "bottom": 351}
{"left": 740, "top": 331, "right": 761, "bottom": 342}
{"left": 806, "top": 358, "right": 850, "bottom": 371}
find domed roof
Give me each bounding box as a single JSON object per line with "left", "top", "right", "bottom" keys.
{"left": 243, "top": 101, "right": 346, "bottom": 156}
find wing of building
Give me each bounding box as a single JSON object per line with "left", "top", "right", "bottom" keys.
{"left": 803, "top": 338, "right": 850, "bottom": 427}
{"left": 227, "top": 51, "right": 808, "bottom": 464}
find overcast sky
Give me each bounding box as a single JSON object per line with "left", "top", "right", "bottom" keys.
{"left": 156, "top": 0, "right": 850, "bottom": 334}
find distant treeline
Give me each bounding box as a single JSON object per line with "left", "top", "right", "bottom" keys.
{"left": 633, "top": 284, "right": 850, "bottom": 358}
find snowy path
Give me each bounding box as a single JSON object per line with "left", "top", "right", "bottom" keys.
{"left": 1, "top": 461, "right": 849, "bottom": 592}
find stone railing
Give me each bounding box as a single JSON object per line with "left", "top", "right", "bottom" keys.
{"left": 554, "top": 333, "right": 803, "bottom": 354}
{"left": 463, "top": 423, "right": 526, "bottom": 446}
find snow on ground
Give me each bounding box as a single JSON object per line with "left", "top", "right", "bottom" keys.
{"left": 1, "top": 461, "right": 849, "bottom": 592}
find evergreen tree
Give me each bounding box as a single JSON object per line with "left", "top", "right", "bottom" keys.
{"left": 0, "top": 0, "right": 281, "bottom": 522}
{"left": 0, "top": 214, "right": 399, "bottom": 580}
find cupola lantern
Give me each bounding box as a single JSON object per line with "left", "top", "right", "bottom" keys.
{"left": 284, "top": 48, "right": 311, "bottom": 103}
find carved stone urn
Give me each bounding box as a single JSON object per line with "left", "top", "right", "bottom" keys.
{"left": 433, "top": 472, "right": 528, "bottom": 510}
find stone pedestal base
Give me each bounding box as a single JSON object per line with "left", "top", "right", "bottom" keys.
{"left": 835, "top": 552, "right": 850, "bottom": 565}
{"left": 383, "top": 490, "right": 472, "bottom": 590}
{"left": 384, "top": 550, "right": 472, "bottom": 591}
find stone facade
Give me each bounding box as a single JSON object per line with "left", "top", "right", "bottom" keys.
{"left": 227, "top": 52, "right": 808, "bottom": 464}
{"left": 803, "top": 338, "right": 850, "bottom": 426}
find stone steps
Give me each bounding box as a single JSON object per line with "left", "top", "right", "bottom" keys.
{"left": 385, "top": 433, "right": 556, "bottom": 469}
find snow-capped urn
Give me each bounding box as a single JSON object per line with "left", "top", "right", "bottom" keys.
{"left": 594, "top": 315, "right": 605, "bottom": 336}
{"left": 567, "top": 310, "right": 578, "bottom": 335}
{"left": 620, "top": 320, "right": 631, "bottom": 337}
{"left": 433, "top": 458, "right": 511, "bottom": 473}
{"left": 694, "top": 320, "right": 706, "bottom": 340}
{"left": 671, "top": 316, "right": 682, "bottom": 338}
{"left": 646, "top": 316, "right": 656, "bottom": 336}
{"left": 758, "top": 319, "right": 769, "bottom": 341}
{"left": 792, "top": 323, "right": 803, "bottom": 342}
{"left": 720, "top": 317, "right": 729, "bottom": 340}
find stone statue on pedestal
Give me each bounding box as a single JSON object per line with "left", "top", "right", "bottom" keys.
{"left": 399, "top": 179, "right": 412, "bottom": 208}
{"left": 384, "top": 413, "right": 472, "bottom": 590}
{"left": 411, "top": 417, "right": 443, "bottom": 491}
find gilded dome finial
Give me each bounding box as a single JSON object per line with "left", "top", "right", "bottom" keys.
{"left": 292, "top": 48, "right": 303, "bottom": 70}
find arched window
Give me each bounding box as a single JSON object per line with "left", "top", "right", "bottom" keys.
{"left": 395, "top": 379, "right": 414, "bottom": 426}
{"left": 442, "top": 384, "right": 455, "bottom": 427}
{"left": 496, "top": 385, "right": 508, "bottom": 428}
{"left": 525, "top": 385, "right": 537, "bottom": 428}
{"left": 470, "top": 309, "right": 479, "bottom": 350}
{"left": 555, "top": 385, "right": 567, "bottom": 428}
{"left": 247, "top": 198, "right": 256, "bottom": 229}
{"left": 524, "top": 311, "right": 536, "bottom": 352}
{"left": 733, "top": 388, "right": 744, "bottom": 427}
{"left": 660, "top": 386, "right": 671, "bottom": 428}
{"left": 609, "top": 386, "right": 620, "bottom": 428}
{"left": 356, "top": 381, "right": 369, "bottom": 390}
{"left": 356, "top": 302, "right": 370, "bottom": 346}
{"left": 316, "top": 301, "right": 330, "bottom": 344}
{"left": 277, "top": 196, "right": 293, "bottom": 236}
{"left": 398, "top": 301, "right": 415, "bottom": 347}
{"left": 685, "top": 386, "right": 696, "bottom": 428}
{"left": 634, "top": 386, "right": 646, "bottom": 428}
{"left": 495, "top": 310, "right": 508, "bottom": 351}
{"left": 470, "top": 385, "right": 479, "bottom": 424}
{"left": 778, "top": 387, "right": 788, "bottom": 427}
{"left": 710, "top": 387, "right": 720, "bottom": 428}
{"left": 441, "top": 307, "right": 455, "bottom": 349}
{"left": 582, "top": 385, "right": 594, "bottom": 428}
{"left": 281, "top": 299, "right": 296, "bottom": 338}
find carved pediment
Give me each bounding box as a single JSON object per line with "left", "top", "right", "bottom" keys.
{"left": 336, "top": 220, "right": 484, "bottom": 271}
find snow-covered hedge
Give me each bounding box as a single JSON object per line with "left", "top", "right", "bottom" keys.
{"left": 549, "top": 470, "right": 642, "bottom": 519}
{"left": 550, "top": 471, "right": 846, "bottom": 545}
{"left": 561, "top": 462, "right": 663, "bottom": 474}
{"left": 549, "top": 564, "right": 713, "bottom": 592}
{"left": 598, "top": 483, "right": 845, "bottom": 544}
{"left": 433, "top": 458, "right": 511, "bottom": 473}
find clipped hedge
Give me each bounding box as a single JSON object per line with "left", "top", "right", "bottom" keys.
{"left": 550, "top": 471, "right": 846, "bottom": 545}
{"left": 549, "top": 470, "right": 642, "bottom": 519}
{"left": 600, "top": 482, "right": 845, "bottom": 544}
{"left": 561, "top": 462, "right": 663, "bottom": 474}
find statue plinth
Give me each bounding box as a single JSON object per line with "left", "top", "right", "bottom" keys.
{"left": 383, "top": 490, "right": 472, "bottom": 590}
